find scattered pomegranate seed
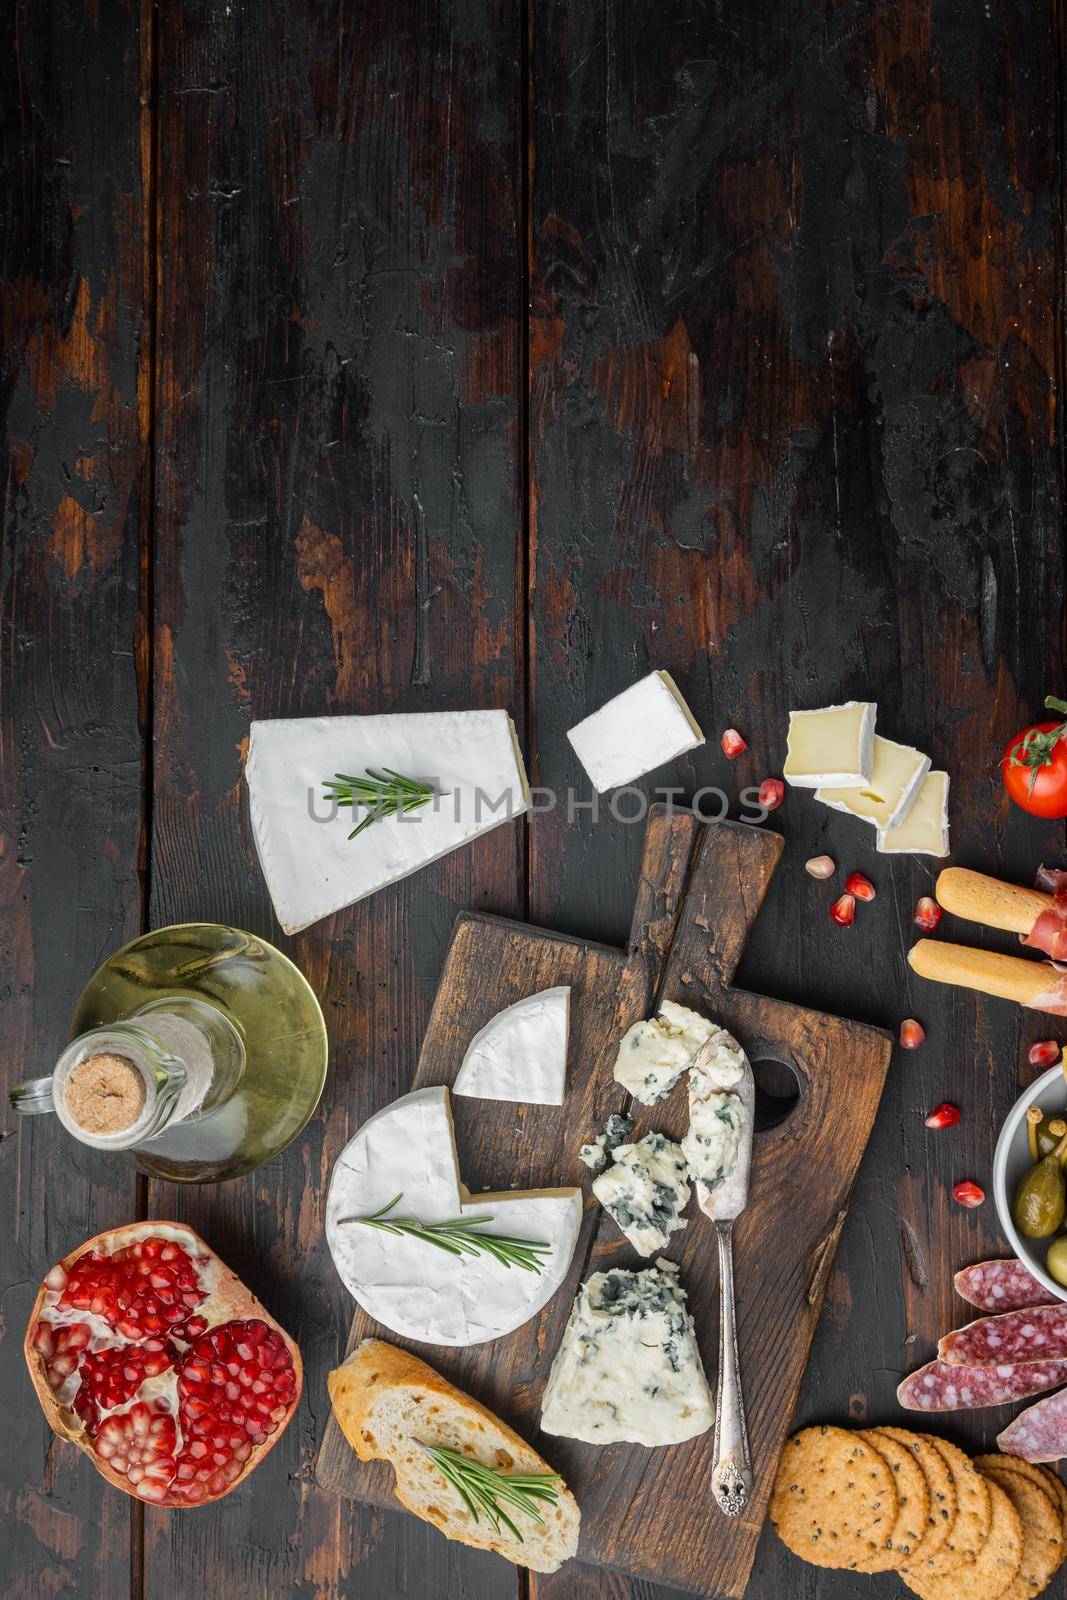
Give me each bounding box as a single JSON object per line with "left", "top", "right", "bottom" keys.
{"left": 913, "top": 896, "right": 941, "bottom": 931}
{"left": 845, "top": 871, "right": 876, "bottom": 902}
{"left": 805, "top": 855, "right": 835, "bottom": 879}
{"left": 924, "top": 1102, "right": 960, "bottom": 1130}
{"left": 899, "top": 1019, "right": 926, "bottom": 1049}
{"left": 721, "top": 728, "right": 747, "bottom": 759}
{"left": 829, "top": 893, "right": 856, "bottom": 927}
{"left": 1029, "top": 1040, "right": 1062, "bottom": 1068}
{"left": 952, "top": 1180, "right": 985, "bottom": 1209}
{"left": 758, "top": 777, "right": 785, "bottom": 811}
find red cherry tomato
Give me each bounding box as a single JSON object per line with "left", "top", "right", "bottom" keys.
{"left": 1001, "top": 698, "right": 1067, "bottom": 818}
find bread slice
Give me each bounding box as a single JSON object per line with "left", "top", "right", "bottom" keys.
{"left": 327, "top": 1338, "right": 580, "bottom": 1573}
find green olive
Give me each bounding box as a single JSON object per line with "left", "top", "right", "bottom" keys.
{"left": 1036, "top": 1116, "right": 1067, "bottom": 1158}
{"left": 1047, "top": 1236, "right": 1067, "bottom": 1288}
{"left": 1014, "top": 1155, "right": 1067, "bottom": 1239}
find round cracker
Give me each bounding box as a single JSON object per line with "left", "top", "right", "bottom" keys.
{"left": 1035, "top": 1466, "right": 1067, "bottom": 1536}
{"left": 770, "top": 1426, "right": 899, "bottom": 1570}
{"left": 992, "top": 1454, "right": 1067, "bottom": 1534}
{"left": 975, "top": 1458, "right": 1063, "bottom": 1600}
{"left": 878, "top": 1426, "right": 959, "bottom": 1571}
{"left": 926, "top": 1436, "right": 992, "bottom": 1575}
{"left": 855, "top": 1428, "right": 930, "bottom": 1568}
{"left": 903, "top": 1476, "right": 1023, "bottom": 1600}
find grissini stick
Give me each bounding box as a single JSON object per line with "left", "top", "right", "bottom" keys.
{"left": 908, "top": 939, "right": 1067, "bottom": 1016}
{"left": 935, "top": 866, "right": 1067, "bottom": 959}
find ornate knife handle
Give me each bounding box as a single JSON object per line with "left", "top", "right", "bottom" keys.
{"left": 711, "top": 1219, "right": 753, "bottom": 1517}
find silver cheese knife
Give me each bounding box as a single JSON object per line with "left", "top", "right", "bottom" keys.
{"left": 687, "top": 1030, "right": 756, "bottom": 1518}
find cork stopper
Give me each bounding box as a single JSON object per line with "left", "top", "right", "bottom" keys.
{"left": 62, "top": 1053, "right": 147, "bottom": 1135}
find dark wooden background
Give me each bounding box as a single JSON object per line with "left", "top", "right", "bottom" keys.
{"left": 2, "top": 1, "right": 1064, "bottom": 1598}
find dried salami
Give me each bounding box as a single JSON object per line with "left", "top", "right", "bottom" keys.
{"left": 898, "top": 1357, "right": 1067, "bottom": 1411}
{"left": 998, "top": 1387, "right": 1067, "bottom": 1463}
{"left": 940, "top": 1305, "right": 1067, "bottom": 1367}
{"left": 954, "top": 1258, "right": 1059, "bottom": 1314}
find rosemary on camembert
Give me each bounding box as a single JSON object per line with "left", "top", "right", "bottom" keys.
{"left": 322, "top": 768, "right": 434, "bottom": 839}
{"left": 339, "top": 1193, "right": 551, "bottom": 1274}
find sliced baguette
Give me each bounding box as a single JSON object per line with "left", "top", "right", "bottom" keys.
{"left": 327, "top": 1337, "right": 580, "bottom": 1574}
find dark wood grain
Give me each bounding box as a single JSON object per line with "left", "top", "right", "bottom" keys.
{"left": 318, "top": 811, "right": 893, "bottom": 1595}
{"left": 0, "top": 1, "right": 149, "bottom": 1594}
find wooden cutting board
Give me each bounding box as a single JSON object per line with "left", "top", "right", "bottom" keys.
{"left": 316, "top": 806, "right": 893, "bottom": 1596}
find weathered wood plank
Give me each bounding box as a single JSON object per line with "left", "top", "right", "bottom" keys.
{"left": 146, "top": 1, "right": 524, "bottom": 1597}
{"left": 529, "top": 1, "right": 1065, "bottom": 1597}
{"left": 0, "top": 1, "right": 149, "bottom": 1594}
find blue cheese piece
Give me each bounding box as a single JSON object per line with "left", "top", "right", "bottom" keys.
{"left": 682, "top": 1026, "right": 754, "bottom": 1220}
{"left": 325, "top": 1086, "right": 580, "bottom": 1347}
{"left": 245, "top": 711, "right": 529, "bottom": 933}
{"left": 591, "top": 1132, "right": 690, "bottom": 1254}
{"left": 613, "top": 999, "right": 715, "bottom": 1105}
{"left": 579, "top": 1112, "right": 635, "bottom": 1171}
{"left": 453, "top": 986, "right": 569, "bottom": 1106}
{"left": 540, "top": 1258, "right": 714, "bottom": 1446}
{"left": 566, "top": 671, "right": 704, "bottom": 793}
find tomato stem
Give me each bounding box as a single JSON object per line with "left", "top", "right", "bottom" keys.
{"left": 1008, "top": 696, "right": 1067, "bottom": 796}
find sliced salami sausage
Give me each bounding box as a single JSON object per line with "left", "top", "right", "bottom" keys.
{"left": 939, "top": 1305, "right": 1067, "bottom": 1367}
{"left": 998, "top": 1387, "right": 1067, "bottom": 1463}
{"left": 954, "top": 1259, "right": 1059, "bottom": 1314}
{"left": 898, "top": 1357, "right": 1067, "bottom": 1411}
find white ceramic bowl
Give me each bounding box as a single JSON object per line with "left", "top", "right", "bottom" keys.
{"left": 994, "top": 1062, "right": 1067, "bottom": 1303}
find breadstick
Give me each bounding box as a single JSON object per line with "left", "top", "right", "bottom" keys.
{"left": 908, "top": 939, "right": 1067, "bottom": 1016}
{"left": 935, "top": 867, "right": 1050, "bottom": 936}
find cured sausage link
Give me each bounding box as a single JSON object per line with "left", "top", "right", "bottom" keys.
{"left": 998, "top": 1387, "right": 1067, "bottom": 1463}
{"left": 939, "top": 1305, "right": 1067, "bottom": 1367}
{"left": 899, "top": 1357, "right": 1067, "bottom": 1412}
{"left": 954, "top": 1259, "right": 1060, "bottom": 1314}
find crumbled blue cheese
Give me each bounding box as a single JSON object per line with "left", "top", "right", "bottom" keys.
{"left": 612, "top": 1000, "right": 715, "bottom": 1105}
{"left": 540, "top": 1258, "right": 714, "bottom": 1446}
{"left": 579, "top": 1112, "right": 635, "bottom": 1171}
{"left": 682, "top": 1094, "right": 745, "bottom": 1191}
{"left": 683, "top": 1025, "right": 754, "bottom": 1222}
{"left": 592, "top": 1132, "right": 690, "bottom": 1255}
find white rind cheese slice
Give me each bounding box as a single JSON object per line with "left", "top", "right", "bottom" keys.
{"left": 876, "top": 768, "right": 950, "bottom": 855}
{"left": 783, "top": 701, "right": 876, "bottom": 788}
{"left": 592, "top": 1132, "right": 690, "bottom": 1255}
{"left": 452, "top": 987, "right": 569, "bottom": 1106}
{"left": 325, "top": 1086, "right": 580, "bottom": 1347}
{"left": 613, "top": 999, "right": 715, "bottom": 1105}
{"left": 566, "top": 671, "right": 704, "bottom": 793}
{"left": 540, "top": 1258, "right": 714, "bottom": 1447}
{"left": 683, "top": 1026, "right": 754, "bottom": 1222}
{"left": 245, "top": 711, "right": 530, "bottom": 933}
{"left": 815, "top": 734, "right": 930, "bottom": 831}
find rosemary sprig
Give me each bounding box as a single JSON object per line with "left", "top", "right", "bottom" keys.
{"left": 418, "top": 1442, "right": 560, "bottom": 1542}
{"left": 339, "top": 1193, "right": 552, "bottom": 1274}
{"left": 322, "top": 767, "right": 434, "bottom": 839}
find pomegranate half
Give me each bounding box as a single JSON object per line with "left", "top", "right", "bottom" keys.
{"left": 25, "top": 1221, "right": 301, "bottom": 1507}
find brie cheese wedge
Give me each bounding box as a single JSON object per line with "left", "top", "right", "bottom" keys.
{"left": 245, "top": 710, "right": 529, "bottom": 933}
{"left": 566, "top": 671, "right": 704, "bottom": 793}
{"left": 452, "top": 987, "right": 569, "bottom": 1106}
{"left": 877, "top": 769, "right": 950, "bottom": 855}
{"left": 325, "top": 1086, "right": 581, "bottom": 1346}
{"left": 613, "top": 999, "right": 715, "bottom": 1105}
{"left": 540, "top": 1258, "right": 714, "bottom": 1446}
{"left": 816, "top": 735, "right": 930, "bottom": 830}
{"left": 783, "top": 701, "right": 876, "bottom": 787}
{"left": 592, "top": 1131, "right": 690, "bottom": 1255}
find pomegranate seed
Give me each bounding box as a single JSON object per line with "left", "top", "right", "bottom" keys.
{"left": 829, "top": 893, "right": 855, "bottom": 927}
{"left": 1029, "top": 1040, "right": 1062, "bottom": 1068}
{"left": 845, "top": 872, "right": 876, "bottom": 902}
{"left": 805, "top": 855, "right": 835, "bottom": 879}
{"left": 925, "top": 1102, "right": 960, "bottom": 1130}
{"left": 900, "top": 1019, "right": 926, "bottom": 1049}
{"left": 758, "top": 778, "right": 785, "bottom": 811}
{"left": 721, "top": 728, "right": 747, "bottom": 759}
{"left": 914, "top": 896, "right": 942, "bottom": 931}
{"left": 952, "top": 1180, "right": 985, "bottom": 1209}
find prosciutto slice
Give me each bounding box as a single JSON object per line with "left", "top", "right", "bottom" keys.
{"left": 899, "top": 1356, "right": 1067, "bottom": 1412}
{"left": 1024, "top": 867, "right": 1067, "bottom": 962}
{"left": 1025, "top": 963, "right": 1067, "bottom": 1018}
{"left": 998, "top": 1387, "right": 1067, "bottom": 1462}
{"left": 939, "top": 1305, "right": 1067, "bottom": 1367}
{"left": 954, "top": 1258, "right": 1059, "bottom": 1314}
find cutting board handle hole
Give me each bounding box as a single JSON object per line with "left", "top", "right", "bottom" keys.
{"left": 751, "top": 1056, "right": 801, "bottom": 1132}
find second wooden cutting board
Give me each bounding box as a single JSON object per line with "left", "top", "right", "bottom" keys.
{"left": 317, "top": 805, "right": 893, "bottom": 1597}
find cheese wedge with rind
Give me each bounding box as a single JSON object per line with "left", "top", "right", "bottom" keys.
{"left": 245, "top": 711, "right": 529, "bottom": 933}
{"left": 452, "top": 986, "right": 570, "bottom": 1106}
{"left": 783, "top": 701, "right": 876, "bottom": 787}
{"left": 325, "top": 1086, "right": 581, "bottom": 1347}
{"left": 567, "top": 670, "right": 704, "bottom": 792}
{"left": 816, "top": 734, "right": 930, "bottom": 830}
{"left": 877, "top": 769, "right": 950, "bottom": 856}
